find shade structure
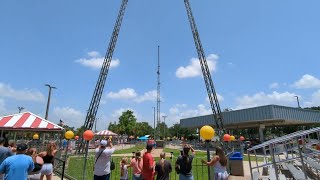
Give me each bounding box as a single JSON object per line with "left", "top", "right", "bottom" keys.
{"left": 138, "top": 136, "right": 149, "bottom": 140}
{"left": 95, "top": 130, "right": 117, "bottom": 136}
{"left": 0, "top": 112, "right": 64, "bottom": 132}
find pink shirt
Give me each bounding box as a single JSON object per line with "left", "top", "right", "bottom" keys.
{"left": 130, "top": 157, "right": 143, "bottom": 175}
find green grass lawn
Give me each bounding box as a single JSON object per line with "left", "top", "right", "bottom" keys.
{"left": 66, "top": 155, "right": 210, "bottom": 180}
{"left": 65, "top": 146, "right": 266, "bottom": 179}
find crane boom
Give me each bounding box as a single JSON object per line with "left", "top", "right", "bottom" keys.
{"left": 78, "top": 0, "right": 128, "bottom": 152}
{"left": 184, "top": 0, "right": 226, "bottom": 146}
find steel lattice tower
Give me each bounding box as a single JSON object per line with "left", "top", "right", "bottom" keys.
{"left": 78, "top": 0, "right": 128, "bottom": 152}
{"left": 184, "top": 0, "right": 226, "bottom": 147}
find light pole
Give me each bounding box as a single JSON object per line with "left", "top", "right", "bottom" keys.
{"left": 153, "top": 107, "right": 156, "bottom": 139}
{"left": 45, "top": 84, "right": 57, "bottom": 119}
{"left": 294, "top": 96, "right": 301, "bottom": 108}
{"left": 200, "top": 125, "right": 215, "bottom": 180}
{"left": 94, "top": 117, "right": 99, "bottom": 133}
{"left": 162, "top": 115, "right": 167, "bottom": 139}
{"left": 18, "top": 107, "right": 24, "bottom": 113}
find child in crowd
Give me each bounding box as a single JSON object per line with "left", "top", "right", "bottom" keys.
{"left": 120, "top": 157, "right": 129, "bottom": 180}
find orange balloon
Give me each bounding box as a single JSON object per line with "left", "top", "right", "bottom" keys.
{"left": 83, "top": 130, "right": 94, "bottom": 141}
{"left": 223, "top": 134, "right": 231, "bottom": 142}
{"left": 239, "top": 136, "right": 245, "bottom": 141}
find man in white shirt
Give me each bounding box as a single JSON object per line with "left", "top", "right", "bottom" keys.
{"left": 94, "top": 139, "right": 115, "bottom": 180}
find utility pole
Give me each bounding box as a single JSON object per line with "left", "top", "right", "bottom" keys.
{"left": 18, "top": 107, "right": 24, "bottom": 113}
{"left": 152, "top": 107, "right": 156, "bottom": 139}
{"left": 162, "top": 115, "right": 167, "bottom": 139}
{"left": 45, "top": 84, "right": 57, "bottom": 120}
{"left": 156, "top": 45, "right": 161, "bottom": 140}
{"left": 94, "top": 118, "right": 99, "bottom": 133}
{"left": 294, "top": 96, "right": 301, "bottom": 108}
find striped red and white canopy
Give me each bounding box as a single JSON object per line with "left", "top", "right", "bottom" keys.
{"left": 95, "top": 130, "right": 117, "bottom": 136}
{"left": 0, "top": 112, "right": 64, "bottom": 131}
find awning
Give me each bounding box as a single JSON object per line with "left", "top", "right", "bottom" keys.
{"left": 0, "top": 112, "right": 64, "bottom": 132}
{"left": 95, "top": 130, "right": 117, "bottom": 136}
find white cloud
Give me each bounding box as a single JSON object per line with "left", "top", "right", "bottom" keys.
{"left": 168, "top": 104, "right": 211, "bottom": 125}
{"left": 269, "top": 82, "right": 279, "bottom": 89}
{"left": 87, "top": 51, "right": 100, "bottom": 57}
{"left": 293, "top": 74, "right": 320, "bottom": 89}
{"left": 111, "top": 108, "right": 140, "bottom": 119}
{"left": 197, "top": 104, "right": 212, "bottom": 115}
{"left": 205, "top": 93, "right": 224, "bottom": 103}
{"left": 106, "top": 89, "right": 158, "bottom": 103}
{"left": 53, "top": 107, "right": 84, "bottom": 128}
{"left": 134, "top": 90, "right": 157, "bottom": 103}
{"left": 75, "top": 51, "right": 120, "bottom": 69}
{"left": 176, "top": 54, "right": 218, "bottom": 78}
{"left": 235, "top": 91, "right": 298, "bottom": 109}
{"left": 107, "top": 88, "right": 137, "bottom": 99}
{"left": 303, "top": 90, "right": 320, "bottom": 107}
{"left": 0, "top": 83, "right": 45, "bottom": 102}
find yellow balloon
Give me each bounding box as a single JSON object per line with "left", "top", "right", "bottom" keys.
{"left": 200, "top": 125, "right": 215, "bottom": 140}
{"left": 230, "top": 135, "right": 235, "bottom": 141}
{"left": 109, "top": 136, "right": 112, "bottom": 139}
{"left": 65, "top": 130, "right": 74, "bottom": 140}
{"left": 33, "top": 134, "right": 39, "bottom": 140}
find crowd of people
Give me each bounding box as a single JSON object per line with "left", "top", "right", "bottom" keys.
{"left": 0, "top": 137, "right": 58, "bottom": 180}
{"left": 93, "top": 138, "right": 229, "bottom": 180}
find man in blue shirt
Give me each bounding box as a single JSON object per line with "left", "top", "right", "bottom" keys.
{"left": 0, "top": 143, "right": 34, "bottom": 180}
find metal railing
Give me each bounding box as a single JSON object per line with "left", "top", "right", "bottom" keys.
{"left": 53, "top": 157, "right": 66, "bottom": 180}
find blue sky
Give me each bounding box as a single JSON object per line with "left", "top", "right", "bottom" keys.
{"left": 1, "top": 0, "right": 320, "bottom": 130}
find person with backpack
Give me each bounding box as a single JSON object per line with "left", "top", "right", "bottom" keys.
{"left": 94, "top": 139, "right": 115, "bottom": 180}
{"left": 175, "top": 144, "right": 195, "bottom": 180}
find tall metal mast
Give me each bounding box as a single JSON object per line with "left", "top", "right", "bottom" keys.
{"left": 156, "top": 45, "right": 161, "bottom": 140}
{"left": 184, "top": 0, "right": 226, "bottom": 146}
{"left": 79, "top": 0, "right": 128, "bottom": 151}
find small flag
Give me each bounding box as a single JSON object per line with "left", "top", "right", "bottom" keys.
{"left": 59, "top": 119, "right": 65, "bottom": 126}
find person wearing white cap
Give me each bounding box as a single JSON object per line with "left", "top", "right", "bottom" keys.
{"left": 94, "top": 139, "right": 115, "bottom": 180}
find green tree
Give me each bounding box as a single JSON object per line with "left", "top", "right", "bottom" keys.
{"left": 305, "top": 106, "right": 320, "bottom": 111}
{"left": 75, "top": 125, "right": 86, "bottom": 136}
{"left": 157, "top": 122, "right": 169, "bottom": 140}
{"left": 134, "top": 122, "right": 153, "bottom": 137}
{"left": 62, "top": 125, "right": 75, "bottom": 132}
{"left": 168, "top": 123, "right": 196, "bottom": 139}
{"left": 118, "top": 110, "right": 137, "bottom": 135}
{"left": 108, "top": 122, "right": 119, "bottom": 134}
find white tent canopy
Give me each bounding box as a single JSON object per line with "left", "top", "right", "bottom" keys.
{"left": 95, "top": 130, "right": 117, "bottom": 136}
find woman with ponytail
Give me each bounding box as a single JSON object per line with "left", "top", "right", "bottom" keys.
{"left": 120, "top": 157, "right": 129, "bottom": 180}
{"left": 202, "top": 147, "right": 228, "bottom": 180}
{"left": 155, "top": 152, "right": 172, "bottom": 180}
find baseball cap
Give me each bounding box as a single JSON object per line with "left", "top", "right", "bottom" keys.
{"left": 100, "top": 140, "right": 108, "bottom": 147}
{"left": 17, "top": 143, "right": 28, "bottom": 151}
{"left": 146, "top": 144, "right": 153, "bottom": 150}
